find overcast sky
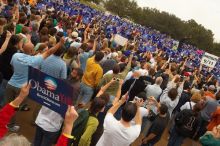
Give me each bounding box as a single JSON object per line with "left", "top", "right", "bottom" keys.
{"left": 136, "top": 0, "right": 220, "bottom": 42}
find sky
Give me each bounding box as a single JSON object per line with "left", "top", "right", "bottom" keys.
{"left": 136, "top": 0, "right": 220, "bottom": 42}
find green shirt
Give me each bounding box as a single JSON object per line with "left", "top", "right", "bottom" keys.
{"left": 200, "top": 133, "right": 220, "bottom": 146}
{"left": 15, "top": 24, "right": 23, "bottom": 34}
{"left": 78, "top": 116, "right": 99, "bottom": 146}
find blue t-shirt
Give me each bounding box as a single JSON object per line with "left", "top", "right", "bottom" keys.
{"left": 79, "top": 51, "right": 94, "bottom": 72}
{"left": 40, "top": 55, "right": 67, "bottom": 79}
{"left": 8, "top": 53, "right": 43, "bottom": 88}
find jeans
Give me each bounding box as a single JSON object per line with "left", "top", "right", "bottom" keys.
{"left": 33, "top": 125, "right": 60, "bottom": 146}
{"left": 77, "top": 82, "right": 94, "bottom": 105}
{"left": 168, "top": 112, "right": 178, "bottom": 134}
{"left": 167, "top": 127, "right": 185, "bottom": 146}
{"left": 141, "top": 117, "right": 152, "bottom": 136}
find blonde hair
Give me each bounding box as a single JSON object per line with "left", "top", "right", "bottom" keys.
{"left": 191, "top": 92, "right": 202, "bottom": 103}
{"left": 0, "top": 133, "right": 30, "bottom": 146}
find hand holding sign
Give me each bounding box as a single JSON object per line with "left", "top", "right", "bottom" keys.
{"left": 28, "top": 67, "right": 75, "bottom": 117}
{"left": 62, "top": 106, "right": 78, "bottom": 136}
{"left": 19, "top": 83, "right": 31, "bottom": 99}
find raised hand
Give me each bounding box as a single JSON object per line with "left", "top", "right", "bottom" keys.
{"left": 121, "top": 92, "right": 129, "bottom": 103}
{"left": 63, "top": 106, "right": 79, "bottom": 135}
{"left": 6, "top": 31, "right": 12, "bottom": 39}
{"left": 64, "top": 106, "right": 79, "bottom": 126}
{"left": 60, "top": 37, "right": 65, "bottom": 44}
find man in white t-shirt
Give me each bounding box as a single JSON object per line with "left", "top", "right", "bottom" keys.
{"left": 96, "top": 93, "right": 142, "bottom": 146}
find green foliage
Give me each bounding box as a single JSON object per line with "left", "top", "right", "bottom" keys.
{"left": 81, "top": 0, "right": 105, "bottom": 11}
{"left": 85, "top": 0, "right": 103, "bottom": 4}
{"left": 104, "top": 0, "right": 220, "bottom": 56}
{"left": 211, "top": 43, "right": 220, "bottom": 56}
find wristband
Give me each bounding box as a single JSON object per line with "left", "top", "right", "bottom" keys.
{"left": 9, "top": 102, "right": 19, "bottom": 109}
{"left": 62, "top": 133, "right": 75, "bottom": 140}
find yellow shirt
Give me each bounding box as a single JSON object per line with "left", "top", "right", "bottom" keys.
{"left": 29, "top": 0, "right": 36, "bottom": 6}
{"left": 78, "top": 116, "right": 99, "bottom": 146}
{"left": 82, "top": 57, "right": 103, "bottom": 88}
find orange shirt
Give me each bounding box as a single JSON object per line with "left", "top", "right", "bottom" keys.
{"left": 204, "top": 91, "right": 215, "bottom": 99}
{"left": 207, "top": 108, "right": 220, "bottom": 131}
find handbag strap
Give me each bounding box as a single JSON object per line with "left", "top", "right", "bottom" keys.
{"left": 189, "top": 101, "right": 192, "bottom": 110}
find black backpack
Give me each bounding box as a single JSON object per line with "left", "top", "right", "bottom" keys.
{"left": 175, "top": 103, "right": 199, "bottom": 138}
{"left": 68, "top": 109, "right": 96, "bottom": 146}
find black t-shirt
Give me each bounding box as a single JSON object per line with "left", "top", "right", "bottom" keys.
{"left": 173, "top": 91, "right": 191, "bottom": 113}
{"left": 146, "top": 114, "right": 169, "bottom": 145}
{"left": 0, "top": 31, "right": 6, "bottom": 47}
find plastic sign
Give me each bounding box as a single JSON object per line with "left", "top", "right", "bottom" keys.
{"left": 201, "top": 52, "right": 219, "bottom": 68}
{"left": 28, "top": 66, "right": 75, "bottom": 117}
{"left": 114, "top": 34, "right": 128, "bottom": 46}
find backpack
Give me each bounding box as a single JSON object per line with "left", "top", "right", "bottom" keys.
{"left": 68, "top": 109, "right": 96, "bottom": 146}
{"left": 175, "top": 103, "right": 199, "bottom": 138}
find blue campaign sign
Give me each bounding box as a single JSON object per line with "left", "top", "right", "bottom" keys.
{"left": 28, "top": 66, "right": 74, "bottom": 117}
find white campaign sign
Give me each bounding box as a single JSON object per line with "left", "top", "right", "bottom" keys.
{"left": 114, "top": 34, "right": 128, "bottom": 46}
{"left": 172, "top": 40, "right": 179, "bottom": 50}
{"left": 105, "top": 11, "right": 111, "bottom": 16}
{"left": 201, "top": 52, "right": 219, "bottom": 68}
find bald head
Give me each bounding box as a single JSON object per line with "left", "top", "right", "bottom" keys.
{"left": 155, "top": 77, "right": 163, "bottom": 86}
{"left": 23, "top": 42, "right": 34, "bottom": 55}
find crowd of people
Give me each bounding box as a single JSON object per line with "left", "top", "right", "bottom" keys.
{"left": 0, "top": 0, "right": 220, "bottom": 146}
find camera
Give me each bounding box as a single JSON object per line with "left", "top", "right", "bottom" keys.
{"left": 113, "top": 77, "right": 120, "bottom": 81}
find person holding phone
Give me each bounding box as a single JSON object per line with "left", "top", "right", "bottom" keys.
{"left": 96, "top": 93, "right": 142, "bottom": 146}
